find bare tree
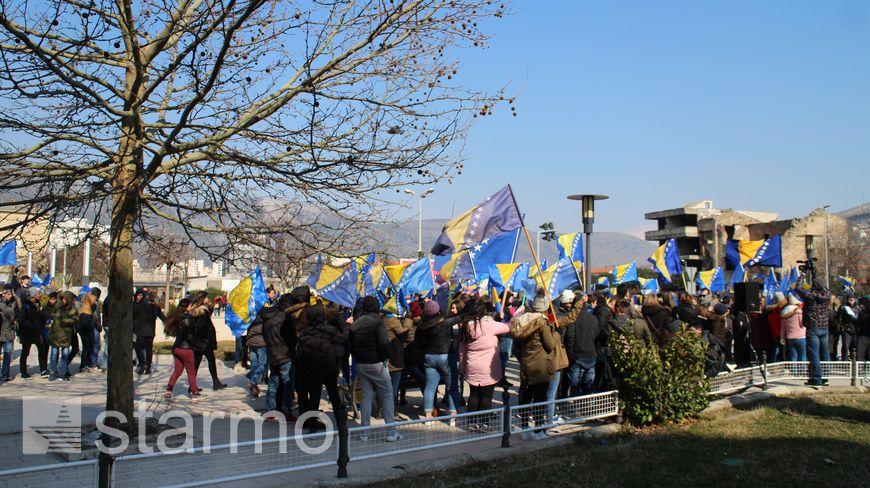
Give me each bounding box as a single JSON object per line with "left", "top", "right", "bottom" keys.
{"left": 0, "top": 0, "right": 510, "bottom": 423}
{"left": 140, "top": 229, "right": 192, "bottom": 309}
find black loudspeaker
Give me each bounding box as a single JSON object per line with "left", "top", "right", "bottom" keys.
{"left": 733, "top": 282, "right": 762, "bottom": 313}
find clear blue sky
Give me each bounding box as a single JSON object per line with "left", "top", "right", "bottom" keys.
{"left": 412, "top": 0, "right": 870, "bottom": 238}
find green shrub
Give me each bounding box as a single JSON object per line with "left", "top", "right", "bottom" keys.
{"left": 610, "top": 325, "right": 710, "bottom": 426}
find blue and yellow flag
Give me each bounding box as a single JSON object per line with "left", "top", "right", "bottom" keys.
{"left": 726, "top": 235, "right": 783, "bottom": 268}
{"left": 439, "top": 250, "right": 475, "bottom": 283}
{"left": 0, "top": 240, "right": 16, "bottom": 266}
{"left": 556, "top": 232, "right": 584, "bottom": 263}
{"left": 596, "top": 275, "right": 610, "bottom": 290}
{"left": 612, "top": 262, "right": 638, "bottom": 285}
{"left": 488, "top": 262, "right": 529, "bottom": 294}
{"left": 226, "top": 267, "right": 269, "bottom": 338}
{"left": 307, "top": 260, "right": 360, "bottom": 309}
{"left": 639, "top": 277, "right": 660, "bottom": 295}
{"left": 363, "top": 263, "right": 389, "bottom": 297}
{"left": 522, "top": 257, "right": 581, "bottom": 299}
{"left": 431, "top": 186, "right": 523, "bottom": 256}
{"left": 469, "top": 228, "right": 520, "bottom": 281}
{"left": 648, "top": 238, "right": 682, "bottom": 284}
{"left": 763, "top": 268, "right": 779, "bottom": 304}
{"left": 696, "top": 267, "right": 726, "bottom": 293}
{"left": 838, "top": 276, "right": 855, "bottom": 290}
{"left": 385, "top": 258, "right": 435, "bottom": 296}
{"left": 779, "top": 267, "right": 800, "bottom": 293}
{"left": 31, "top": 273, "right": 53, "bottom": 288}
{"left": 729, "top": 261, "right": 746, "bottom": 291}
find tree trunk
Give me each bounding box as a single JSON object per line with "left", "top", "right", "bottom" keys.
{"left": 106, "top": 186, "right": 137, "bottom": 427}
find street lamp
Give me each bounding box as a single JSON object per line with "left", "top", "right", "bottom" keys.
{"left": 405, "top": 188, "right": 435, "bottom": 259}
{"left": 822, "top": 205, "right": 831, "bottom": 289}
{"left": 567, "top": 194, "right": 609, "bottom": 292}
{"left": 536, "top": 222, "right": 556, "bottom": 258}
{"left": 804, "top": 234, "right": 816, "bottom": 284}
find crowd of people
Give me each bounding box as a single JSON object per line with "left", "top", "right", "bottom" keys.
{"left": 1, "top": 267, "right": 868, "bottom": 438}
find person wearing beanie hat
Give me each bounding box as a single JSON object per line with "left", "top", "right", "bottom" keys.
{"left": 424, "top": 300, "right": 440, "bottom": 317}
{"left": 349, "top": 295, "right": 402, "bottom": 441}
{"left": 416, "top": 299, "right": 465, "bottom": 417}
{"left": 560, "top": 290, "right": 575, "bottom": 305}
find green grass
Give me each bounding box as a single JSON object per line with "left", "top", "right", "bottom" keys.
{"left": 365, "top": 392, "right": 870, "bottom": 488}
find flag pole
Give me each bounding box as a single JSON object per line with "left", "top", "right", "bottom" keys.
{"left": 507, "top": 184, "right": 558, "bottom": 320}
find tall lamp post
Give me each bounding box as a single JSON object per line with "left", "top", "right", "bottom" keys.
{"left": 568, "top": 194, "right": 609, "bottom": 292}
{"left": 822, "top": 205, "right": 830, "bottom": 289}
{"left": 804, "top": 234, "right": 816, "bottom": 284}
{"left": 405, "top": 188, "right": 435, "bottom": 259}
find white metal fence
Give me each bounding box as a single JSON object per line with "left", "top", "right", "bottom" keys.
{"left": 2, "top": 361, "right": 866, "bottom": 487}
{"left": 510, "top": 391, "right": 620, "bottom": 434}
{"left": 112, "top": 430, "right": 337, "bottom": 488}
{"left": 0, "top": 460, "right": 98, "bottom": 488}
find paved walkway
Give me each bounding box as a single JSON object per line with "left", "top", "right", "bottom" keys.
{"left": 0, "top": 344, "right": 524, "bottom": 472}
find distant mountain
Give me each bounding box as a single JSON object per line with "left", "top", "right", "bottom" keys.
{"left": 838, "top": 203, "right": 870, "bottom": 227}
{"left": 376, "top": 218, "right": 656, "bottom": 268}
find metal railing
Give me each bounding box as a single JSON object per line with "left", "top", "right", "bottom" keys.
{"left": 112, "top": 430, "right": 337, "bottom": 488}
{"left": 510, "top": 391, "right": 619, "bottom": 434}
{"left": 2, "top": 360, "right": 865, "bottom": 487}
{"left": 0, "top": 459, "right": 98, "bottom": 488}
{"left": 709, "top": 360, "right": 867, "bottom": 395}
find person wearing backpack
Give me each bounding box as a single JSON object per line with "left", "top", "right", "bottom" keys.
{"left": 164, "top": 298, "right": 202, "bottom": 399}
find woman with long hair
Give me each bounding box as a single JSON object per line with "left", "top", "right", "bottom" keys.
{"left": 164, "top": 298, "right": 201, "bottom": 399}
{"left": 460, "top": 298, "right": 510, "bottom": 412}
{"left": 189, "top": 292, "right": 227, "bottom": 390}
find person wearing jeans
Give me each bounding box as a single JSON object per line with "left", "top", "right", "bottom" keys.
{"left": 415, "top": 300, "right": 464, "bottom": 417}
{"left": 245, "top": 305, "right": 269, "bottom": 398}
{"left": 781, "top": 296, "right": 806, "bottom": 362}
{"left": 806, "top": 327, "right": 830, "bottom": 384}
{"left": 266, "top": 360, "right": 294, "bottom": 416}
{"left": 48, "top": 346, "right": 71, "bottom": 380}
{"left": 423, "top": 353, "right": 459, "bottom": 414}
{"left": 566, "top": 356, "right": 596, "bottom": 396}
{"left": 350, "top": 297, "right": 401, "bottom": 440}
{"left": 563, "top": 306, "right": 600, "bottom": 396}
{"left": 0, "top": 285, "right": 20, "bottom": 380}
{"left": 47, "top": 291, "right": 78, "bottom": 381}
{"left": 798, "top": 280, "right": 832, "bottom": 386}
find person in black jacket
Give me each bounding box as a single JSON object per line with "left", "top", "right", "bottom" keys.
{"left": 18, "top": 288, "right": 48, "bottom": 377}
{"left": 564, "top": 306, "right": 599, "bottom": 396}
{"left": 297, "top": 302, "right": 348, "bottom": 431}
{"left": 263, "top": 289, "right": 303, "bottom": 420}
{"left": 350, "top": 296, "right": 401, "bottom": 440}
{"left": 132, "top": 289, "right": 166, "bottom": 375}
{"left": 164, "top": 298, "right": 202, "bottom": 399}
{"left": 189, "top": 292, "right": 226, "bottom": 390}
{"left": 416, "top": 299, "right": 464, "bottom": 417}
